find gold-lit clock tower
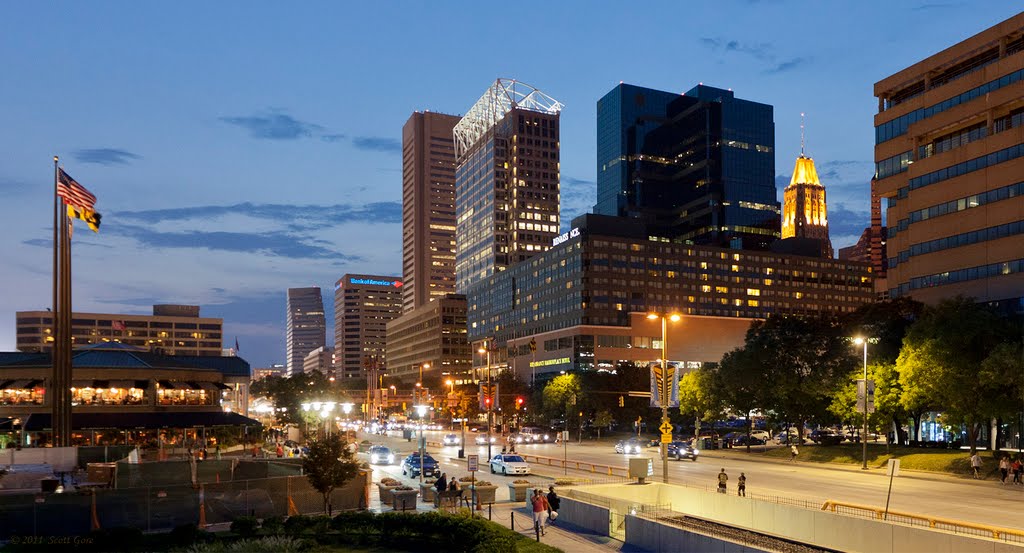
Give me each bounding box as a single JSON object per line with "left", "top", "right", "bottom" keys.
{"left": 781, "top": 116, "right": 833, "bottom": 258}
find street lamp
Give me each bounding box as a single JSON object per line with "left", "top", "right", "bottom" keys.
{"left": 854, "top": 337, "right": 870, "bottom": 470}
{"left": 301, "top": 401, "right": 336, "bottom": 439}
{"left": 648, "top": 311, "right": 681, "bottom": 485}
{"left": 415, "top": 404, "right": 428, "bottom": 483}
{"left": 479, "top": 342, "right": 493, "bottom": 461}
{"left": 446, "top": 379, "right": 455, "bottom": 430}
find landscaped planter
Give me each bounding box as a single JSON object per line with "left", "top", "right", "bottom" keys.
{"left": 392, "top": 488, "right": 419, "bottom": 511}
{"left": 377, "top": 482, "right": 400, "bottom": 503}
{"left": 507, "top": 482, "right": 531, "bottom": 502}
{"left": 470, "top": 484, "right": 497, "bottom": 506}
{"left": 419, "top": 482, "right": 438, "bottom": 504}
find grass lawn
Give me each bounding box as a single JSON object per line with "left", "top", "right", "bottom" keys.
{"left": 761, "top": 444, "right": 980, "bottom": 475}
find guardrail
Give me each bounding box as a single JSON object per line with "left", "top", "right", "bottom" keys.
{"left": 820, "top": 500, "right": 1024, "bottom": 543}
{"left": 516, "top": 453, "right": 629, "bottom": 477}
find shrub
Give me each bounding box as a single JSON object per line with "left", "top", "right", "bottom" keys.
{"left": 225, "top": 536, "right": 305, "bottom": 553}
{"left": 261, "top": 516, "right": 285, "bottom": 535}
{"left": 511, "top": 479, "right": 531, "bottom": 484}
{"left": 380, "top": 477, "right": 400, "bottom": 486}
{"left": 284, "top": 514, "right": 311, "bottom": 535}
{"left": 393, "top": 485, "right": 415, "bottom": 491}
{"left": 472, "top": 480, "right": 492, "bottom": 487}
{"left": 169, "top": 523, "right": 201, "bottom": 546}
{"left": 89, "top": 527, "right": 145, "bottom": 551}
{"left": 230, "top": 516, "right": 260, "bottom": 537}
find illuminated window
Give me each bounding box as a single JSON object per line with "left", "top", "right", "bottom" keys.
{"left": 715, "top": 286, "right": 728, "bottom": 294}
{"left": 747, "top": 289, "right": 760, "bottom": 296}
{"left": 701, "top": 285, "right": 712, "bottom": 293}
{"left": 748, "top": 300, "right": 759, "bottom": 307}
{"left": 795, "top": 292, "right": 804, "bottom": 299}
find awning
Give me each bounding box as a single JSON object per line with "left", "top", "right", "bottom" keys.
{"left": 157, "top": 380, "right": 175, "bottom": 389}
{"left": 22, "top": 411, "right": 263, "bottom": 431}
{"left": 92, "top": 380, "right": 110, "bottom": 389}
{"left": 71, "top": 380, "right": 93, "bottom": 389}
{"left": 0, "top": 380, "right": 13, "bottom": 390}
{"left": 25, "top": 380, "right": 43, "bottom": 389}
{"left": 134, "top": 380, "right": 150, "bottom": 390}
{"left": 213, "top": 382, "right": 231, "bottom": 390}
{"left": 197, "top": 382, "right": 221, "bottom": 393}
{"left": 185, "top": 381, "right": 203, "bottom": 391}
{"left": 4, "top": 380, "right": 31, "bottom": 390}
{"left": 108, "top": 380, "right": 135, "bottom": 390}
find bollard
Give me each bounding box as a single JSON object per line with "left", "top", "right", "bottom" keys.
{"left": 488, "top": 503, "right": 492, "bottom": 520}
{"left": 510, "top": 511, "right": 514, "bottom": 530}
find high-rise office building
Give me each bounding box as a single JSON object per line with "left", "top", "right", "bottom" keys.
{"left": 285, "top": 287, "right": 325, "bottom": 377}
{"left": 595, "top": 83, "right": 682, "bottom": 217}
{"left": 872, "top": 13, "right": 1024, "bottom": 308}
{"left": 453, "top": 79, "right": 564, "bottom": 292}
{"left": 595, "top": 83, "right": 779, "bottom": 250}
{"left": 303, "top": 346, "right": 334, "bottom": 376}
{"left": 385, "top": 293, "right": 472, "bottom": 384}
{"left": 333, "top": 275, "right": 403, "bottom": 379}
{"left": 780, "top": 152, "right": 833, "bottom": 258}
{"left": 402, "top": 111, "right": 461, "bottom": 312}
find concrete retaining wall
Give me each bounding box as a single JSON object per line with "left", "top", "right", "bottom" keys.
{"left": 573, "top": 483, "right": 1024, "bottom": 553}
{"left": 559, "top": 496, "right": 609, "bottom": 536}
{"left": 626, "top": 515, "right": 770, "bottom": 553}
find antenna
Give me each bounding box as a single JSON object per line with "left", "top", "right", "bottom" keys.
{"left": 800, "top": 112, "right": 806, "bottom": 156}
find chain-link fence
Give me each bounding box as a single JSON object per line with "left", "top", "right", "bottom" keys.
{"left": 0, "top": 472, "right": 369, "bottom": 539}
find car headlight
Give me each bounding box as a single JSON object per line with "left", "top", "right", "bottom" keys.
{"left": 693, "top": 449, "right": 699, "bottom": 455}
{"left": 544, "top": 435, "right": 549, "bottom": 440}
{"left": 370, "top": 455, "right": 379, "bottom": 463}
{"left": 387, "top": 454, "right": 394, "bottom": 463}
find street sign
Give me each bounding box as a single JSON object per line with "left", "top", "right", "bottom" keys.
{"left": 887, "top": 458, "right": 900, "bottom": 477}
{"left": 661, "top": 433, "right": 672, "bottom": 443}
{"left": 467, "top": 454, "right": 479, "bottom": 472}
{"left": 659, "top": 421, "right": 673, "bottom": 435}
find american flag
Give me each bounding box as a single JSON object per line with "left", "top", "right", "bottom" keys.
{"left": 57, "top": 168, "right": 97, "bottom": 211}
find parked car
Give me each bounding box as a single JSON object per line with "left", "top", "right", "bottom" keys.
{"left": 442, "top": 433, "right": 461, "bottom": 446}
{"left": 749, "top": 430, "right": 770, "bottom": 442}
{"left": 731, "top": 434, "right": 766, "bottom": 447}
{"left": 401, "top": 453, "right": 439, "bottom": 478}
{"left": 489, "top": 454, "right": 531, "bottom": 475}
{"left": 809, "top": 429, "right": 844, "bottom": 446}
{"left": 667, "top": 441, "right": 699, "bottom": 461}
{"left": 367, "top": 445, "right": 395, "bottom": 465}
{"left": 615, "top": 438, "right": 644, "bottom": 455}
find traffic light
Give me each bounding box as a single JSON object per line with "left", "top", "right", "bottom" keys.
{"left": 516, "top": 397, "right": 524, "bottom": 410}
{"left": 485, "top": 397, "right": 492, "bottom": 408}
{"left": 618, "top": 395, "right": 624, "bottom": 407}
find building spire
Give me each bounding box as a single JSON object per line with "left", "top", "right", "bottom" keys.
{"left": 800, "top": 112, "right": 805, "bottom": 156}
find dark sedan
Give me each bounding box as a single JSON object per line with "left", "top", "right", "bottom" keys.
{"left": 667, "top": 441, "right": 699, "bottom": 461}
{"left": 401, "top": 453, "right": 439, "bottom": 478}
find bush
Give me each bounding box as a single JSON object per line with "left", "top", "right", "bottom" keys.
{"left": 230, "top": 516, "right": 260, "bottom": 537}
{"left": 380, "top": 477, "right": 400, "bottom": 486}
{"left": 88, "top": 527, "right": 145, "bottom": 551}
{"left": 225, "top": 536, "right": 305, "bottom": 553}
{"left": 284, "top": 514, "right": 312, "bottom": 535}
{"left": 170, "top": 523, "right": 201, "bottom": 546}
{"left": 261, "top": 516, "right": 285, "bottom": 535}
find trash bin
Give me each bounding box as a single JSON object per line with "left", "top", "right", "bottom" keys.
{"left": 457, "top": 448, "right": 465, "bottom": 459}
{"left": 403, "top": 429, "right": 413, "bottom": 441}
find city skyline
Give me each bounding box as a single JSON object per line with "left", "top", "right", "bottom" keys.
{"left": 2, "top": 2, "right": 1019, "bottom": 368}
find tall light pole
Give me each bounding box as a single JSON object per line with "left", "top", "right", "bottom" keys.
{"left": 446, "top": 379, "right": 455, "bottom": 430}
{"left": 479, "top": 341, "right": 493, "bottom": 461}
{"left": 648, "top": 312, "right": 681, "bottom": 485}
{"left": 415, "top": 404, "right": 428, "bottom": 483}
{"left": 854, "top": 337, "right": 869, "bottom": 470}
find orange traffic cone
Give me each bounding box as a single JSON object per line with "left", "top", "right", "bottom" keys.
{"left": 198, "top": 485, "right": 207, "bottom": 528}
{"left": 90, "top": 492, "right": 101, "bottom": 530}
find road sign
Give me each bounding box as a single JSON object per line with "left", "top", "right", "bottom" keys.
{"left": 661, "top": 433, "right": 673, "bottom": 443}
{"left": 467, "top": 454, "right": 479, "bottom": 472}
{"left": 659, "top": 421, "right": 673, "bottom": 435}
{"left": 887, "top": 458, "right": 900, "bottom": 477}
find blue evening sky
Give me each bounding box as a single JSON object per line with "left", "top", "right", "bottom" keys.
{"left": 2, "top": 2, "right": 1018, "bottom": 368}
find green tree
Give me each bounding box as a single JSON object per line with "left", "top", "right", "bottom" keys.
{"left": 678, "top": 367, "right": 722, "bottom": 439}
{"left": 302, "top": 434, "right": 360, "bottom": 515}
{"left": 715, "top": 347, "right": 767, "bottom": 450}
{"left": 730, "top": 315, "right": 856, "bottom": 445}
{"left": 843, "top": 297, "right": 924, "bottom": 365}
{"left": 593, "top": 410, "right": 614, "bottom": 439}
{"left": 897, "top": 297, "right": 1016, "bottom": 453}
{"left": 250, "top": 372, "right": 340, "bottom": 427}
{"left": 542, "top": 374, "right": 582, "bottom": 433}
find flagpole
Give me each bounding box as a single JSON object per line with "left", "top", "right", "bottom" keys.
{"left": 51, "top": 156, "right": 60, "bottom": 449}
{"left": 60, "top": 183, "right": 73, "bottom": 446}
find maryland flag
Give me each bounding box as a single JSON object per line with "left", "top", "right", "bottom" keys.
{"left": 57, "top": 168, "right": 101, "bottom": 232}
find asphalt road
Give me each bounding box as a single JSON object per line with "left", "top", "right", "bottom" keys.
{"left": 361, "top": 430, "right": 1024, "bottom": 531}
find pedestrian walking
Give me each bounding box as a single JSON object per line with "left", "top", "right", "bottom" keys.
{"left": 276, "top": 443, "right": 284, "bottom": 458}
{"left": 531, "top": 489, "right": 550, "bottom": 536}
{"left": 790, "top": 444, "right": 799, "bottom": 461}
{"left": 436, "top": 472, "right": 448, "bottom": 495}
{"left": 999, "top": 456, "right": 1010, "bottom": 484}
{"left": 717, "top": 468, "right": 729, "bottom": 493}
{"left": 547, "top": 486, "right": 561, "bottom": 522}
{"left": 738, "top": 472, "right": 746, "bottom": 497}
{"left": 215, "top": 443, "right": 221, "bottom": 461}
{"left": 970, "top": 452, "right": 983, "bottom": 479}
{"left": 1012, "top": 457, "right": 1023, "bottom": 485}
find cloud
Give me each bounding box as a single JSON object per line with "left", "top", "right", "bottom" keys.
{"left": 352, "top": 137, "right": 401, "bottom": 153}
{"left": 22, "top": 237, "right": 112, "bottom": 249}
{"left": 826, "top": 203, "right": 870, "bottom": 238}
{"left": 699, "top": 38, "right": 774, "bottom": 62}
{"left": 114, "top": 201, "right": 402, "bottom": 228}
{"left": 563, "top": 176, "right": 595, "bottom": 187}
{"left": 320, "top": 133, "right": 347, "bottom": 143}
{"left": 110, "top": 223, "right": 359, "bottom": 260}
{"left": 765, "top": 57, "right": 809, "bottom": 74}
{"left": 700, "top": 37, "right": 808, "bottom": 74}
{"left": 73, "top": 148, "right": 142, "bottom": 166}
{"left": 219, "top": 111, "right": 325, "bottom": 140}
{"left": 913, "top": 2, "right": 958, "bottom": 10}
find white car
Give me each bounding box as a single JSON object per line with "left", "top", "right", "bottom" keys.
{"left": 490, "top": 454, "right": 531, "bottom": 475}
{"left": 749, "top": 430, "right": 770, "bottom": 442}
{"left": 475, "top": 435, "right": 497, "bottom": 445}
{"left": 442, "top": 433, "right": 461, "bottom": 446}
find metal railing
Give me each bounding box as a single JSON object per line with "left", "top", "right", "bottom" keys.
{"left": 516, "top": 453, "right": 629, "bottom": 477}
{"left": 820, "top": 500, "right": 1024, "bottom": 544}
